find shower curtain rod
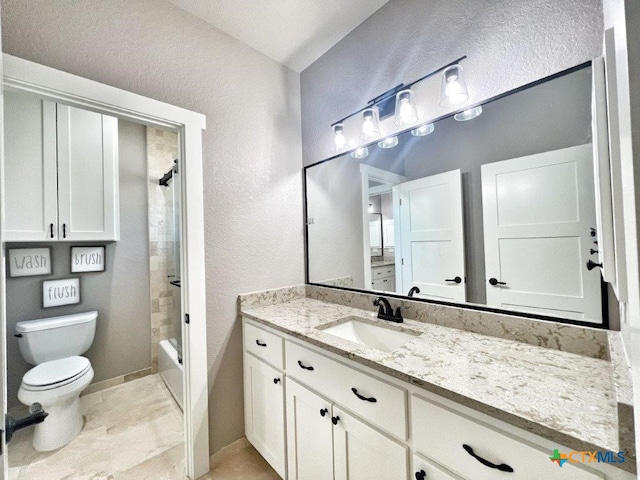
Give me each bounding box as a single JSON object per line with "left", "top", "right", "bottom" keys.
{"left": 159, "top": 159, "right": 178, "bottom": 186}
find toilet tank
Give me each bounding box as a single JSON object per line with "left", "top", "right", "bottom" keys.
{"left": 15, "top": 311, "right": 98, "bottom": 365}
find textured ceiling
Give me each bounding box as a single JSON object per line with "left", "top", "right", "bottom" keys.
{"left": 165, "top": 0, "right": 391, "bottom": 72}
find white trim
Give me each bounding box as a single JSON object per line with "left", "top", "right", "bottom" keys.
{"left": 2, "top": 54, "right": 209, "bottom": 479}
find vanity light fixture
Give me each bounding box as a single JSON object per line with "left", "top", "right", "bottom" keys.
{"left": 378, "top": 136, "right": 399, "bottom": 148}
{"left": 329, "top": 55, "right": 467, "bottom": 150}
{"left": 440, "top": 64, "right": 469, "bottom": 108}
{"left": 411, "top": 123, "right": 435, "bottom": 137}
{"left": 351, "top": 147, "right": 369, "bottom": 159}
{"left": 454, "top": 105, "right": 483, "bottom": 121}
{"left": 333, "top": 123, "right": 349, "bottom": 150}
{"left": 361, "top": 108, "right": 381, "bottom": 140}
{"left": 394, "top": 89, "right": 419, "bottom": 126}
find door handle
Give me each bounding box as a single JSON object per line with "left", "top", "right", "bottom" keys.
{"left": 445, "top": 276, "right": 462, "bottom": 284}
{"left": 586, "top": 259, "right": 603, "bottom": 271}
{"left": 5, "top": 403, "right": 48, "bottom": 444}
{"left": 488, "top": 278, "right": 506, "bottom": 286}
{"left": 50, "top": 223, "right": 54, "bottom": 239}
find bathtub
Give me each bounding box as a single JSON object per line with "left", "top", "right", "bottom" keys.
{"left": 159, "top": 339, "right": 184, "bottom": 411}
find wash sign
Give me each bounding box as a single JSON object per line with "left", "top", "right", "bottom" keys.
{"left": 8, "top": 248, "right": 51, "bottom": 277}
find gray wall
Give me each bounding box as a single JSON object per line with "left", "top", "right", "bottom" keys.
{"left": 1, "top": 0, "right": 304, "bottom": 454}
{"left": 301, "top": 0, "right": 603, "bottom": 166}
{"left": 5, "top": 120, "right": 150, "bottom": 408}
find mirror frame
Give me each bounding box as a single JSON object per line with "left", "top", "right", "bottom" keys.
{"left": 303, "top": 60, "right": 609, "bottom": 330}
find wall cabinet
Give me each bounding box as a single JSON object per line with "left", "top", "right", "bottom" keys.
{"left": 285, "top": 379, "right": 408, "bottom": 480}
{"left": 4, "top": 90, "right": 119, "bottom": 242}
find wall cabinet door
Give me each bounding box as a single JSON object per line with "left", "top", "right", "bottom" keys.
{"left": 3, "top": 91, "right": 119, "bottom": 242}
{"left": 57, "top": 105, "right": 119, "bottom": 241}
{"left": 286, "top": 379, "right": 334, "bottom": 480}
{"left": 4, "top": 91, "right": 58, "bottom": 241}
{"left": 244, "top": 353, "right": 286, "bottom": 478}
{"left": 333, "top": 407, "right": 408, "bottom": 480}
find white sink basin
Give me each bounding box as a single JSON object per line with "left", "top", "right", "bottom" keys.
{"left": 319, "top": 316, "right": 420, "bottom": 353}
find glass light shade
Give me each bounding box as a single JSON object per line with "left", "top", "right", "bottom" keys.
{"left": 360, "top": 108, "right": 380, "bottom": 140}
{"left": 394, "top": 89, "right": 419, "bottom": 126}
{"left": 333, "top": 123, "right": 349, "bottom": 150}
{"left": 454, "top": 105, "right": 483, "bottom": 121}
{"left": 411, "top": 123, "right": 435, "bottom": 137}
{"left": 378, "top": 136, "right": 398, "bottom": 149}
{"left": 440, "top": 65, "right": 469, "bottom": 108}
{"left": 351, "top": 147, "right": 369, "bottom": 159}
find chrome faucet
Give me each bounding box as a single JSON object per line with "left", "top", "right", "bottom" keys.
{"left": 373, "top": 296, "right": 403, "bottom": 323}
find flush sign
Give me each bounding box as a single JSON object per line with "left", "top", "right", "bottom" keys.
{"left": 8, "top": 248, "right": 52, "bottom": 277}
{"left": 43, "top": 278, "right": 80, "bottom": 308}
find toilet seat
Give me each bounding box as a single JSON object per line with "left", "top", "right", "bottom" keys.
{"left": 22, "top": 356, "right": 91, "bottom": 391}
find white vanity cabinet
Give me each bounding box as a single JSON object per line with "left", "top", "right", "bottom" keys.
{"left": 243, "top": 318, "right": 629, "bottom": 480}
{"left": 4, "top": 90, "right": 119, "bottom": 241}
{"left": 286, "top": 378, "right": 408, "bottom": 480}
{"left": 371, "top": 264, "right": 395, "bottom": 292}
{"left": 243, "top": 322, "right": 286, "bottom": 477}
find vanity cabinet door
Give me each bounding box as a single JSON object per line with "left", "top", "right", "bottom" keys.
{"left": 286, "top": 379, "right": 334, "bottom": 480}
{"left": 57, "top": 105, "right": 119, "bottom": 241}
{"left": 244, "top": 353, "right": 286, "bottom": 478}
{"left": 3, "top": 91, "right": 59, "bottom": 241}
{"left": 333, "top": 407, "right": 408, "bottom": 480}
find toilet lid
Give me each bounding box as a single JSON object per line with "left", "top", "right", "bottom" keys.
{"left": 23, "top": 356, "right": 91, "bottom": 387}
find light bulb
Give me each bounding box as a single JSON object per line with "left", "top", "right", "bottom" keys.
{"left": 333, "top": 123, "right": 348, "bottom": 150}
{"left": 440, "top": 64, "right": 469, "bottom": 108}
{"left": 360, "top": 108, "right": 380, "bottom": 140}
{"left": 378, "top": 136, "right": 398, "bottom": 148}
{"left": 394, "top": 89, "right": 418, "bottom": 126}
{"left": 411, "top": 123, "right": 435, "bottom": 137}
{"left": 351, "top": 147, "right": 369, "bottom": 159}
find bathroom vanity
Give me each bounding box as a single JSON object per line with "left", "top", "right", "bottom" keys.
{"left": 240, "top": 287, "right": 634, "bottom": 480}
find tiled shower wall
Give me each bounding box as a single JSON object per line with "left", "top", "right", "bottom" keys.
{"left": 147, "top": 127, "right": 180, "bottom": 372}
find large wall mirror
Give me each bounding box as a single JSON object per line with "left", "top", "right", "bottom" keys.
{"left": 306, "top": 62, "right": 609, "bottom": 326}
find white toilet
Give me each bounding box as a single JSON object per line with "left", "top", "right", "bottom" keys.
{"left": 15, "top": 311, "right": 97, "bottom": 451}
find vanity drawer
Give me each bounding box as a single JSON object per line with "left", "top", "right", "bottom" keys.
{"left": 371, "top": 265, "right": 394, "bottom": 278}
{"left": 244, "top": 321, "right": 283, "bottom": 369}
{"left": 285, "top": 340, "right": 407, "bottom": 440}
{"left": 413, "top": 453, "right": 463, "bottom": 480}
{"left": 411, "top": 395, "right": 604, "bottom": 480}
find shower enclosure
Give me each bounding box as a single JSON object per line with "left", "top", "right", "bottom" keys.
{"left": 157, "top": 158, "right": 184, "bottom": 410}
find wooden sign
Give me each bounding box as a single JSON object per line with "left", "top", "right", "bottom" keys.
{"left": 8, "top": 248, "right": 52, "bottom": 277}
{"left": 71, "top": 246, "right": 105, "bottom": 273}
{"left": 43, "top": 278, "right": 80, "bottom": 308}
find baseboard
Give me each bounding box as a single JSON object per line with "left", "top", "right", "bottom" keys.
{"left": 81, "top": 367, "right": 153, "bottom": 396}
{"left": 209, "top": 437, "right": 251, "bottom": 470}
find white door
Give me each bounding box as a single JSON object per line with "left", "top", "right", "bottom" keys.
{"left": 398, "top": 170, "right": 466, "bottom": 301}
{"left": 333, "top": 408, "right": 408, "bottom": 480}
{"left": 1, "top": 44, "right": 8, "bottom": 480}
{"left": 3, "top": 91, "right": 58, "bottom": 241}
{"left": 243, "top": 354, "right": 286, "bottom": 477}
{"left": 481, "top": 144, "right": 602, "bottom": 323}
{"left": 286, "top": 379, "right": 334, "bottom": 480}
{"left": 57, "top": 105, "right": 119, "bottom": 241}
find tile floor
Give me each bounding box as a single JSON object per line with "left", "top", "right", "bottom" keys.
{"left": 8, "top": 373, "right": 280, "bottom": 480}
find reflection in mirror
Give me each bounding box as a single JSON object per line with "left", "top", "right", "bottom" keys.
{"left": 306, "top": 63, "right": 606, "bottom": 325}
{"left": 369, "top": 213, "right": 383, "bottom": 257}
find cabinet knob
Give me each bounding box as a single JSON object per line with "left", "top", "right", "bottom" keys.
{"left": 331, "top": 415, "right": 340, "bottom": 425}
{"left": 586, "top": 259, "right": 603, "bottom": 271}
{"left": 415, "top": 470, "right": 426, "bottom": 480}
{"left": 273, "top": 378, "right": 280, "bottom": 384}
{"left": 320, "top": 408, "right": 328, "bottom": 417}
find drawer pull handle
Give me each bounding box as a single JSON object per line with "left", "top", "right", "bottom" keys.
{"left": 273, "top": 378, "right": 281, "bottom": 384}
{"left": 415, "top": 470, "right": 426, "bottom": 480}
{"left": 320, "top": 408, "right": 328, "bottom": 417}
{"left": 351, "top": 387, "right": 377, "bottom": 403}
{"left": 255, "top": 340, "right": 267, "bottom": 347}
{"left": 50, "top": 223, "right": 54, "bottom": 238}
{"left": 297, "top": 360, "right": 314, "bottom": 371}
{"left": 462, "top": 444, "right": 514, "bottom": 473}
{"left": 445, "top": 276, "right": 462, "bottom": 284}
{"left": 331, "top": 415, "right": 340, "bottom": 425}
{"left": 63, "top": 223, "right": 66, "bottom": 239}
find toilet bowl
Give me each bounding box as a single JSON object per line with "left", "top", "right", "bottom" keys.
{"left": 15, "top": 311, "right": 98, "bottom": 451}
{"left": 18, "top": 356, "right": 94, "bottom": 451}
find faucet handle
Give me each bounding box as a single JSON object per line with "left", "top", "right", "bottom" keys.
{"left": 394, "top": 307, "right": 403, "bottom": 321}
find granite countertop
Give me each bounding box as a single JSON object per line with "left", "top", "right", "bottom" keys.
{"left": 241, "top": 297, "right": 631, "bottom": 469}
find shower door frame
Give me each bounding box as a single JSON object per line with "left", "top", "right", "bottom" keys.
{"left": 1, "top": 54, "right": 210, "bottom": 480}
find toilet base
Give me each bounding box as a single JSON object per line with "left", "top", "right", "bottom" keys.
{"left": 32, "top": 395, "right": 83, "bottom": 451}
